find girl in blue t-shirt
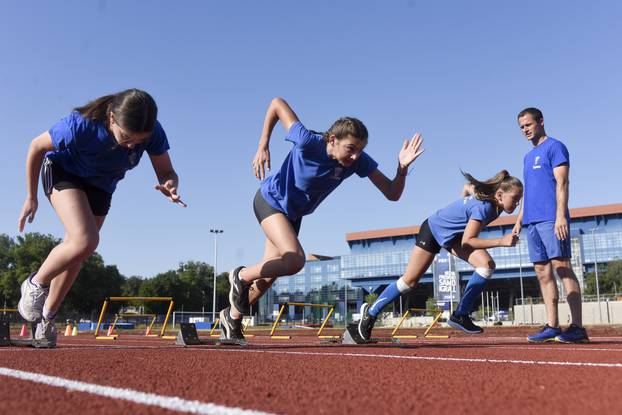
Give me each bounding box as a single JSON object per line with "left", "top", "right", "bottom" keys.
{"left": 354, "top": 170, "right": 523, "bottom": 342}
{"left": 220, "top": 97, "right": 424, "bottom": 341}
{"left": 17, "top": 88, "right": 185, "bottom": 347}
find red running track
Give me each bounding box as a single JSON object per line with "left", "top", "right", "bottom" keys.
{"left": 1, "top": 326, "right": 622, "bottom": 415}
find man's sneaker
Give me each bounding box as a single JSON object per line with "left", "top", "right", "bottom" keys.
{"left": 34, "top": 317, "right": 57, "bottom": 348}
{"left": 18, "top": 273, "right": 49, "bottom": 322}
{"left": 555, "top": 324, "right": 589, "bottom": 343}
{"left": 448, "top": 312, "right": 483, "bottom": 334}
{"left": 357, "top": 303, "right": 377, "bottom": 341}
{"left": 527, "top": 324, "right": 562, "bottom": 343}
{"left": 219, "top": 307, "right": 245, "bottom": 341}
{"left": 228, "top": 266, "right": 251, "bottom": 315}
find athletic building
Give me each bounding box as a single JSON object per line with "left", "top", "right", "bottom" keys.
{"left": 259, "top": 203, "right": 622, "bottom": 321}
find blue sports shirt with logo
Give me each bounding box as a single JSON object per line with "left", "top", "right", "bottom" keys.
{"left": 46, "top": 112, "right": 170, "bottom": 194}
{"left": 260, "top": 122, "right": 378, "bottom": 221}
{"left": 522, "top": 137, "right": 569, "bottom": 224}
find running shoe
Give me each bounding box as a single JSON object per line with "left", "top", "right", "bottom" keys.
{"left": 357, "top": 303, "right": 377, "bottom": 341}
{"left": 555, "top": 324, "right": 589, "bottom": 343}
{"left": 448, "top": 312, "right": 483, "bottom": 334}
{"left": 18, "top": 272, "right": 49, "bottom": 322}
{"left": 34, "top": 317, "right": 57, "bottom": 348}
{"left": 219, "top": 306, "right": 245, "bottom": 341}
{"left": 527, "top": 324, "right": 562, "bottom": 343}
{"left": 228, "top": 266, "right": 251, "bottom": 315}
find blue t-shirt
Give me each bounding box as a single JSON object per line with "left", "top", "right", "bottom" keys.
{"left": 46, "top": 112, "right": 170, "bottom": 194}
{"left": 522, "top": 137, "right": 570, "bottom": 224}
{"left": 427, "top": 196, "right": 500, "bottom": 248}
{"left": 260, "top": 122, "right": 379, "bottom": 221}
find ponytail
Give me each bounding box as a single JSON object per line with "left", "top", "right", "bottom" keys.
{"left": 462, "top": 170, "right": 523, "bottom": 202}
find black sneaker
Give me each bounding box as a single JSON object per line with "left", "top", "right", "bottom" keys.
{"left": 219, "top": 307, "right": 245, "bottom": 341}
{"left": 448, "top": 312, "right": 483, "bottom": 334}
{"left": 228, "top": 266, "right": 251, "bottom": 315}
{"left": 357, "top": 303, "right": 377, "bottom": 341}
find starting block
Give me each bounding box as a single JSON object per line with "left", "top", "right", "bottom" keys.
{"left": 342, "top": 323, "right": 400, "bottom": 345}
{"left": 0, "top": 320, "right": 55, "bottom": 348}
{"left": 175, "top": 323, "right": 246, "bottom": 347}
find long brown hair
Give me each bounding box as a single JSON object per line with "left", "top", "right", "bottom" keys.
{"left": 462, "top": 170, "right": 523, "bottom": 202}
{"left": 74, "top": 88, "right": 158, "bottom": 133}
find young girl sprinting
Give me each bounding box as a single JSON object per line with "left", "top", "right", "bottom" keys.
{"left": 220, "top": 97, "right": 424, "bottom": 341}
{"left": 18, "top": 89, "right": 184, "bottom": 347}
{"left": 356, "top": 170, "right": 522, "bottom": 341}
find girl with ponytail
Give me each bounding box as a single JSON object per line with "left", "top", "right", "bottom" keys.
{"left": 17, "top": 88, "right": 184, "bottom": 347}
{"left": 354, "top": 170, "right": 523, "bottom": 342}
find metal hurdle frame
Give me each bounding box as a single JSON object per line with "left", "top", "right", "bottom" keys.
{"left": 94, "top": 297, "right": 176, "bottom": 340}
{"left": 108, "top": 313, "right": 157, "bottom": 337}
{"left": 270, "top": 302, "right": 339, "bottom": 340}
{"left": 391, "top": 308, "right": 450, "bottom": 339}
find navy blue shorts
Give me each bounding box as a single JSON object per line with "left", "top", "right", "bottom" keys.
{"left": 41, "top": 158, "right": 112, "bottom": 216}
{"left": 253, "top": 189, "right": 301, "bottom": 235}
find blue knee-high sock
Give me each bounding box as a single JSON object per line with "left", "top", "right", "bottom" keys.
{"left": 369, "top": 279, "right": 410, "bottom": 318}
{"left": 456, "top": 271, "right": 489, "bottom": 316}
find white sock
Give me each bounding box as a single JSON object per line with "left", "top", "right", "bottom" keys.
{"left": 43, "top": 307, "right": 57, "bottom": 320}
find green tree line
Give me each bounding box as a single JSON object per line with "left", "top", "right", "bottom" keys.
{"left": 0, "top": 233, "right": 230, "bottom": 318}
{"left": 583, "top": 260, "right": 622, "bottom": 296}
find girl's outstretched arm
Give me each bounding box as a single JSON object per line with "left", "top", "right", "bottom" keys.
{"left": 253, "top": 97, "right": 300, "bottom": 180}
{"left": 462, "top": 219, "right": 517, "bottom": 250}
{"left": 368, "top": 133, "right": 424, "bottom": 201}
{"left": 150, "top": 152, "right": 185, "bottom": 207}
{"left": 18, "top": 132, "right": 55, "bottom": 232}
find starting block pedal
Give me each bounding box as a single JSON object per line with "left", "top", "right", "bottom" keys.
{"left": 0, "top": 321, "right": 55, "bottom": 348}
{"left": 342, "top": 323, "right": 400, "bottom": 345}
{"left": 175, "top": 323, "right": 246, "bottom": 346}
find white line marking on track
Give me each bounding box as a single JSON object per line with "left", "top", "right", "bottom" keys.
{"left": 195, "top": 348, "right": 622, "bottom": 368}
{"left": 0, "top": 367, "right": 274, "bottom": 415}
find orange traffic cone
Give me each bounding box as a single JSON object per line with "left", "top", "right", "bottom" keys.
{"left": 106, "top": 325, "right": 114, "bottom": 336}
{"left": 64, "top": 323, "right": 73, "bottom": 336}
{"left": 71, "top": 326, "right": 78, "bottom": 336}
{"left": 19, "top": 324, "right": 28, "bottom": 337}
{"left": 145, "top": 326, "right": 152, "bottom": 336}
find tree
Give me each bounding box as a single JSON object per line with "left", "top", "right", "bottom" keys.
{"left": 63, "top": 252, "right": 125, "bottom": 316}
{"left": 584, "top": 260, "right": 622, "bottom": 296}
{"left": 0, "top": 233, "right": 58, "bottom": 306}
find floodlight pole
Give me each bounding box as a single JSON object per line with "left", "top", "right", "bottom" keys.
{"left": 518, "top": 239, "right": 526, "bottom": 323}
{"left": 210, "top": 229, "right": 224, "bottom": 323}
{"left": 590, "top": 227, "right": 603, "bottom": 323}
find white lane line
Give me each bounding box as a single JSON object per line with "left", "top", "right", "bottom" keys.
{"left": 0, "top": 367, "right": 274, "bottom": 415}
{"left": 194, "top": 348, "right": 622, "bottom": 368}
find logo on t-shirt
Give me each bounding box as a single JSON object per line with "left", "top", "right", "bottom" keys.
{"left": 532, "top": 156, "right": 541, "bottom": 170}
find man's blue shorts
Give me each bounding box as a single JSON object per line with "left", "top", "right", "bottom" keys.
{"left": 526, "top": 221, "right": 572, "bottom": 263}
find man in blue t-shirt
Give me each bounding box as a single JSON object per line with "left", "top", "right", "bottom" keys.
{"left": 513, "top": 107, "right": 588, "bottom": 343}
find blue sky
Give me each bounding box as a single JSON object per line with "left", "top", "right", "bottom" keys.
{"left": 2, "top": 1, "right": 621, "bottom": 278}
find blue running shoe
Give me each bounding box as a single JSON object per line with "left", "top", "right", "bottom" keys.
{"left": 555, "top": 324, "right": 589, "bottom": 343}
{"left": 527, "top": 324, "right": 561, "bottom": 343}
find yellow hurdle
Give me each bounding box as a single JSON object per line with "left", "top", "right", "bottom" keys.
{"left": 270, "top": 302, "right": 338, "bottom": 340}
{"left": 94, "top": 297, "right": 175, "bottom": 340}
{"left": 391, "top": 308, "right": 450, "bottom": 340}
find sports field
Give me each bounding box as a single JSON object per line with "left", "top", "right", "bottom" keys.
{"left": 1, "top": 326, "right": 622, "bottom": 414}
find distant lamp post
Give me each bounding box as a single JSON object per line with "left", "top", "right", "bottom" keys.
{"left": 518, "top": 238, "right": 526, "bottom": 324}
{"left": 589, "top": 227, "right": 603, "bottom": 324}
{"left": 210, "top": 229, "right": 224, "bottom": 322}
